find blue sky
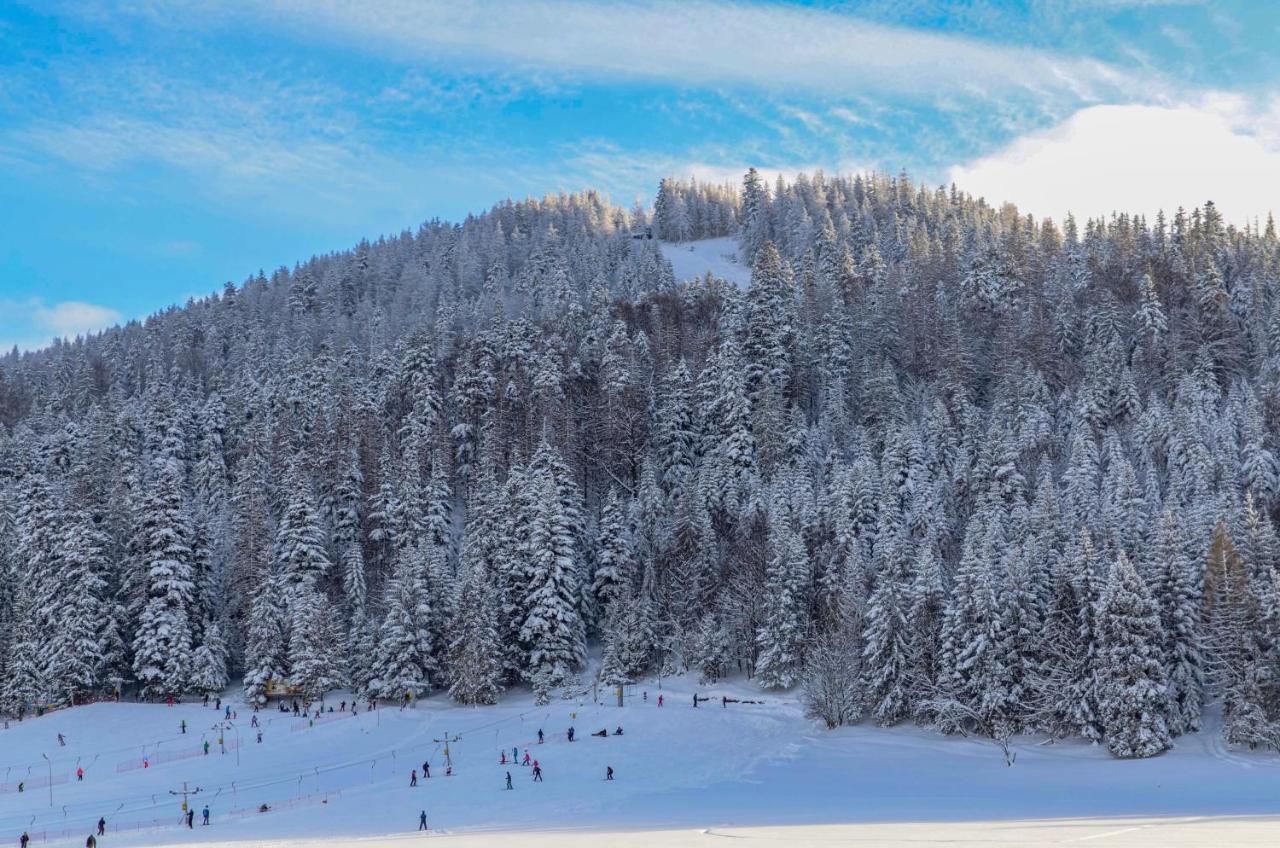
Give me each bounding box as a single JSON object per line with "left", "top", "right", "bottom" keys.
{"left": 3, "top": 0, "right": 1280, "bottom": 351}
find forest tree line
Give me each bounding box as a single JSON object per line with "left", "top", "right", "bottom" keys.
{"left": 1, "top": 169, "right": 1279, "bottom": 760}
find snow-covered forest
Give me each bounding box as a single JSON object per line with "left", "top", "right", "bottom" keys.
{"left": 1, "top": 169, "right": 1279, "bottom": 762}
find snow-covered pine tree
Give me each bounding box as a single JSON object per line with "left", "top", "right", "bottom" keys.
{"left": 447, "top": 562, "right": 504, "bottom": 705}
{"left": 372, "top": 543, "right": 435, "bottom": 703}
{"left": 862, "top": 532, "right": 912, "bottom": 725}
{"left": 130, "top": 453, "right": 196, "bottom": 699}
{"left": 518, "top": 463, "right": 586, "bottom": 692}
{"left": 242, "top": 566, "right": 288, "bottom": 706}
{"left": 1154, "top": 508, "right": 1204, "bottom": 735}
{"left": 756, "top": 519, "right": 810, "bottom": 689}
{"left": 1097, "top": 551, "right": 1172, "bottom": 758}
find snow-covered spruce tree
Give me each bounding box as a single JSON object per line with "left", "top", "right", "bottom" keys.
{"left": 862, "top": 532, "right": 912, "bottom": 725}
{"left": 592, "top": 487, "right": 633, "bottom": 621}
{"left": 1097, "top": 551, "right": 1172, "bottom": 758}
{"left": 130, "top": 453, "right": 196, "bottom": 699}
{"left": 190, "top": 619, "right": 230, "bottom": 697}
{"left": 373, "top": 543, "right": 435, "bottom": 703}
{"left": 242, "top": 567, "right": 287, "bottom": 706}
{"left": 53, "top": 509, "right": 111, "bottom": 701}
{"left": 756, "top": 519, "right": 810, "bottom": 690}
{"left": 288, "top": 584, "right": 344, "bottom": 701}
{"left": 598, "top": 582, "right": 653, "bottom": 686}
{"left": 1154, "top": 508, "right": 1204, "bottom": 735}
{"left": 518, "top": 463, "right": 586, "bottom": 694}
{"left": 447, "top": 562, "right": 505, "bottom": 705}
{"left": 906, "top": 541, "right": 947, "bottom": 722}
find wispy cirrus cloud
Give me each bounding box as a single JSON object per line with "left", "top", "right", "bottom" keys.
{"left": 160, "top": 0, "right": 1151, "bottom": 106}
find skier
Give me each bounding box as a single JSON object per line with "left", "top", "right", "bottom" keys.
{"left": 225, "top": 705, "right": 231, "bottom": 720}
{"left": 722, "top": 696, "right": 727, "bottom": 709}
{"left": 522, "top": 750, "right": 530, "bottom": 766}
{"left": 500, "top": 751, "right": 507, "bottom": 765}
{"left": 251, "top": 714, "right": 259, "bottom": 728}
{"left": 423, "top": 761, "right": 430, "bottom": 779}
{"left": 532, "top": 764, "right": 543, "bottom": 782}
{"left": 505, "top": 772, "right": 513, "bottom": 790}
{"left": 257, "top": 731, "right": 263, "bottom": 744}
{"left": 614, "top": 727, "right": 624, "bottom": 736}
{"left": 143, "top": 757, "right": 149, "bottom": 769}
{"left": 418, "top": 810, "right": 428, "bottom": 831}
{"left": 410, "top": 770, "right": 418, "bottom": 787}
{"left": 537, "top": 729, "right": 544, "bottom": 744}
{"left": 97, "top": 818, "right": 105, "bottom": 836}
{"left": 77, "top": 767, "right": 84, "bottom": 781}
{"left": 203, "top": 740, "right": 210, "bottom": 755}
{"left": 20, "top": 832, "right": 29, "bottom": 848}
{"left": 17, "top": 781, "right": 23, "bottom": 792}
{"left": 606, "top": 766, "right": 614, "bottom": 781}
{"left": 512, "top": 746, "right": 518, "bottom": 762}
{"left": 340, "top": 701, "right": 346, "bottom": 712}
{"left": 58, "top": 733, "right": 66, "bottom": 746}
{"left": 202, "top": 806, "right": 210, "bottom": 826}
{"left": 180, "top": 720, "right": 187, "bottom": 734}
{"left": 658, "top": 694, "right": 663, "bottom": 707}
{"left": 186, "top": 810, "right": 194, "bottom": 829}
{"left": 567, "top": 727, "right": 575, "bottom": 742}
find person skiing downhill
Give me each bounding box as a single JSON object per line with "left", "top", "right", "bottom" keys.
{"left": 658, "top": 695, "right": 663, "bottom": 707}
{"left": 505, "top": 772, "right": 513, "bottom": 790}
{"left": 77, "top": 767, "right": 84, "bottom": 781}
{"left": 567, "top": 727, "right": 575, "bottom": 742}
{"left": 97, "top": 819, "right": 105, "bottom": 836}
{"left": 512, "top": 746, "right": 518, "bottom": 762}
{"left": 606, "top": 766, "right": 614, "bottom": 781}
{"left": 180, "top": 720, "right": 186, "bottom": 734}
{"left": 500, "top": 751, "right": 507, "bottom": 765}
{"left": 423, "top": 761, "right": 430, "bottom": 778}
{"left": 203, "top": 740, "right": 210, "bottom": 755}
{"left": 537, "top": 729, "right": 544, "bottom": 744}
{"left": 522, "top": 750, "right": 530, "bottom": 766}
{"left": 58, "top": 733, "right": 66, "bottom": 746}
{"left": 410, "top": 770, "right": 418, "bottom": 787}
{"left": 418, "top": 810, "right": 428, "bottom": 831}
{"left": 532, "top": 764, "right": 543, "bottom": 782}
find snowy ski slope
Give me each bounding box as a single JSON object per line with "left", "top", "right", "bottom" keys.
{"left": 659, "top": 237, "right": 752, "bottom": 287}
{"left": 2, "top": 675, "right": 1279, "bottom": 847}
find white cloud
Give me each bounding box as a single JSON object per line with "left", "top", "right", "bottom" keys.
{"left": 949, "top": 102, "right": 1280, "bottom": 224}
{"left": 34, "top": 300, "right": 123, "bottom": 338}
{"left": 156, "top": 0, "right": 1144, "bottom": 104}
{"left": 0, "top": 298, "right": 123, "bottom": 352}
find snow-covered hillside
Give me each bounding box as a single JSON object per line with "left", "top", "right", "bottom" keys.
{"left": 659, "top": 236, "right": 751, "bottom": 286}
{"left": 3, "top": 677, "right": 1279, "bottom": 847}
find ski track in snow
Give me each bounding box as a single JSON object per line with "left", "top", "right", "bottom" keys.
{"left": 2, "top": 677, "right": 1280, "bottom": 847}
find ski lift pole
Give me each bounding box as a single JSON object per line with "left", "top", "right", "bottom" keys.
{"left": 433, "top": 731, "right": 461, "bottom": 769}
{"left": 167, "top": 781, "right": 201, "bottom": 814}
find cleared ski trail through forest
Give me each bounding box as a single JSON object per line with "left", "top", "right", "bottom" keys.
{"left": 2, "top": 674, "right": 1278, "bottom": 848}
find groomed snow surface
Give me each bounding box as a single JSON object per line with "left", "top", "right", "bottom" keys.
{"left": 659, "top": 237, "right": 752, "bottom": 287}
{"left": 2, "top": 675, "right": 1279, "bottom": 848}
